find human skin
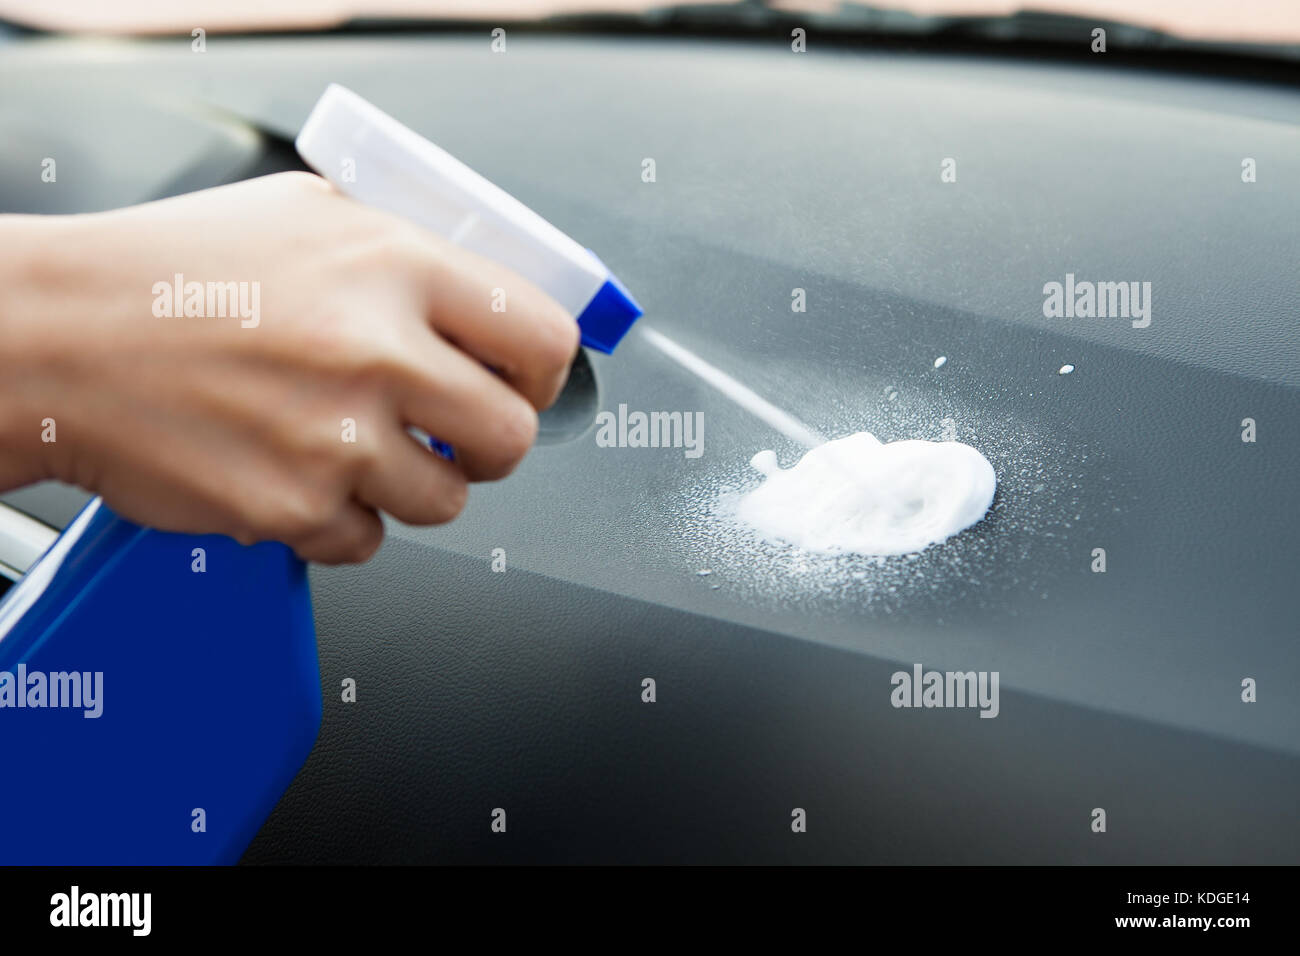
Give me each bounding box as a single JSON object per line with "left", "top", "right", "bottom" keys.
{"left": 0, "top": 172, "right": 579, "bottom": 563}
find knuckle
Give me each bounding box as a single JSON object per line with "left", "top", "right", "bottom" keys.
{"left": 278, "top": 417, "right": 361, "bottom": 483}
{"left": 357, "top": 345, "right": 414, "bottom": 390}
{"left": 524, "top": 305, "right": 579, "bottom": 410}
{"left": 347, "top": 433, "right": 387, "bottom": 481}
{"left": 543, "top": 309, "right": 581, "bottom": 367}
{"left": 490, "top": 403, "right": 538, "bottom": 475}
{"left": 345, "top": 233, "right": 411, "bottom": 283}
{"left": 429, "top": 474, "right": 469, "bottom": 524}
{"left": 520, "top": 297, "right": 579, "bottom": 374}
{"left": 302, "top": 316, "right": 404, "bottom": 385}
{"left": 347, "top": 519, "right": 385, "bottom": 563}
{"left": 263, "top": 489, "right": 334, "bottom": 542}
{"left": 465, "top": 398, "right": 538, "bottom": 482}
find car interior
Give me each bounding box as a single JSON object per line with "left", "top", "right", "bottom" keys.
{"left": 0, "top": 4, "right": 1297, "bottom": 864}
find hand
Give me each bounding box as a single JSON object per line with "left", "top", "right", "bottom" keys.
{"left": 0, "top": 172, "right": 580, "bottom": 563}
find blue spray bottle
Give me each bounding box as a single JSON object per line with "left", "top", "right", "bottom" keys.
{"left": 0, "top": 85, "right": 641, "bottom": 864}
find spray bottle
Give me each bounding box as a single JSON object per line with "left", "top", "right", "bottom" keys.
{"left": 0, "top": 85, "right": 642, "bottom": 864}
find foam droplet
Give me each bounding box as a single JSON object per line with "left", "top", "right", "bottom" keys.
{"left": 933, "top": 356, "right": 947, "bottom": 368}
{"left": 749, "top": 449, "right": 780, "bottom": 476}
{"left": 1059, "top": 364, "right": 1075, "bottom": 375}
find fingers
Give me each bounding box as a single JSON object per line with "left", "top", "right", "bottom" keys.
{"left": 288, "top": 499, "right": 385, "bottom": 565}
{"left": 355, "top": 419, "right": 469, "bottom": 525}
{"left": 394, "top": 331, "right": 540, "bottom": 482}
{"left": 399, "top": 234, "right": 581, "bottom": 411}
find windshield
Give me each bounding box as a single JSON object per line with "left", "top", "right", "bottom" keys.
{"left": 0, "top": 0, "right": 1296, "bottom": 46}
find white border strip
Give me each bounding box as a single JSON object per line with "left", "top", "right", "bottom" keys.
{"left": 0, "top": 502, "right": 59, "bottom": 579}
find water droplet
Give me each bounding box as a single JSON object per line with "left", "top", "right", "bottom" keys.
{"left": 697, "top": 569, "right": 712, "bottom": 576}
{"left": 1059, "top": 364, "right": 1075, "bottom": 375}
{"left": 933, "top": 356, "right": 947, "bottom": 369}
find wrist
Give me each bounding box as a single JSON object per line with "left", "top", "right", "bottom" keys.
{"left": 0, "top": 214, "right": 86, "bottom": 488}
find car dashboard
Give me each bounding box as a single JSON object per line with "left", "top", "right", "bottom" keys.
{"left": 0, "top": 26, "right": 1297, "bottom": 863}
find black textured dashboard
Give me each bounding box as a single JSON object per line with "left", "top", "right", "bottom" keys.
{"left": 1, "top": 30, "right": 1296, "bottom": 863}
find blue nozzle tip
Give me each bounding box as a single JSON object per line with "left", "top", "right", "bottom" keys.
{"left": 577, "top": 255, "right": 643, "bottom": 354}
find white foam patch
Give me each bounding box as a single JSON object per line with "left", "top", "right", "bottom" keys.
{"left": 659, "top": 362, "right": 1120, "bottom": 616}
{"left": 734, "top": 432, "right": 996, "bottom": 556}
